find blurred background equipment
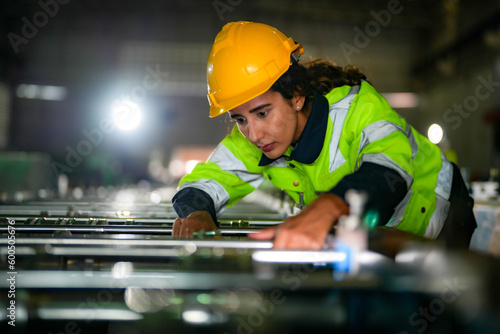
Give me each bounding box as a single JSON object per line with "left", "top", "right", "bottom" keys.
{"left": 0, "top": 151, "right": 57, "bottom": 202}
{"left": 1, "top": 0, "right": 500, "bottom": 185}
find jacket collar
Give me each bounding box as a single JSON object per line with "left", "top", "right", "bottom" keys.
{"left": 258, "top": 92, "right": 329, "bottom": 166}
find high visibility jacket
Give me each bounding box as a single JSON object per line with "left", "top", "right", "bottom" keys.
{"left": 177, "top": 81, "right": 453, "bottom": 238}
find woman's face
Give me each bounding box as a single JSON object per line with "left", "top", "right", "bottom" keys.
{"left": 229, "top": 90, "right": 307, "bottom": 160}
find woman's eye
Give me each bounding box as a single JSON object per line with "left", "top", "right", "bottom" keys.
{"left": 234, "top": 118, "right": 245, "bottom": 124}
{"left": 257, "top": 110, "right": 268, "bottom": 117}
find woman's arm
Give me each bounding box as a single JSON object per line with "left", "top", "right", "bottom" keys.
{"left": 250, "top": 162, "right": 407, "bottom": 249}
{"left": 171, "top": 187, "right": 218, "bottom": 238}
{"left": 250, "top": 193, "right": 349, "bottom": 249}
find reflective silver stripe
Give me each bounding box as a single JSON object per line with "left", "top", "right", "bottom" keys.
{"left": 267, "top": 157, "right": 287, "bottom": 168}
{"left": 179, "top": 179, "right": 230, "bottom": 215}
{"left": 386, "top": 190, "right": 412, "bottom": 228}
{"left": 358, "top": 120, "right": 406, "bottom": 156}
{"left": 424, "top": 153, "right": 453, "bottom": 238}
{"left": 209, "top": 143, "right": 245, "bottom": 169}
{"left": 386, "top": 125, "right": 418, "bottom": 228}
{"left": 209, "top": 144, "right": 265, "bottom": 190}
{"left": 435, "top": 152, "right": 453, "bottom": 200}
{"left": 406, "top": 124, "right": 419, "bottom": 161}
{"left": 358, "top": 120, "right": 418, "bottom": 188}
{"left": 328, "top": 85, "right": 360, "bottom": 173}
{"left": 361, "top": 153, "right": 413, "bottom": 189}
{"left": 358, "top": 121, "right": 418, "bottom": 162}
{"left": 179, "top": 144, "right": 266, "bottom": 215}
{"left": 357, "top": 120, "right": 414, "bottom": 188}
{"left": 358, "top": 121, "right": 413, "bottom": 156}
{"left": 425, "top": 194, "right": 450, "bottom": 238}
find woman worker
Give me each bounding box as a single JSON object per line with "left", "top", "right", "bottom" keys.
{"left": 171, "top": 21, "right": 476, "bottom": 250}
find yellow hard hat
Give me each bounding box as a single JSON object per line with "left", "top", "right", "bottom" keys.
{"left": 207, "top": 21, "right": 304, "bottom": 118}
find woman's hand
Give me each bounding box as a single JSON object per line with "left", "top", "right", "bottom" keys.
{"left": 172, "top": 210, "right": 218, "bottom": 238}
{"left": 249, "top": 193, "right": 349, "bottom": 249}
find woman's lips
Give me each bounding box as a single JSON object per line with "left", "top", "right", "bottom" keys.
{"left": 260, "top": 143, "right": 274, "bottom": 153}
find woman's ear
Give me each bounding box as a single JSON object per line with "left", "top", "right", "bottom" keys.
{"left": 292, "top": 93, "right": 306, "bottom": 111}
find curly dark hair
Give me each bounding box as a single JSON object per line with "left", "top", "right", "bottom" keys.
{"left": 270, "top": 58, "right": 367, "bottom": 102}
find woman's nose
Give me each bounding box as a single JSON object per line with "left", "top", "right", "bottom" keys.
{"left": 247, "top": 121, "right": 264, "bottom": 143}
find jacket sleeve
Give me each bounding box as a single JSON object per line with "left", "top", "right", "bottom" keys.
{"left": 172, "top": 187, "right": 218, "bottom": 225}
{"left": 329, "top": 162, "right": 407, "bottom": 226}
{"left": 176, "top": 125, "right": 267, "bottom": 217}
{"left": 345, "top": 82, "right": 416, "bottom": 191}
{"left": 329, "top": 82, "right": 415, "bottom": 226}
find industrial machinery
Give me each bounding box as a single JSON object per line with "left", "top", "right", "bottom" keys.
{"left": 1, "top": 187, "right": 500, "bottom": 334}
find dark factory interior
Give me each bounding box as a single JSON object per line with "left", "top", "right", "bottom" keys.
{"left": 2, "top": 0, "right": 500, "bottom": 333}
